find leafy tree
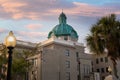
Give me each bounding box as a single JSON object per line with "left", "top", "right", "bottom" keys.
{"left": 0, "top": 45, "right": 7, "bottom": 80}
{"left": 86, "top": 14, "right": 120, "bottom": 79}
{"left": 0, "top": 46, "right": 34, "bottom": 80}
{"left": 11, "top": 50, "right": 34, "bottom": 80}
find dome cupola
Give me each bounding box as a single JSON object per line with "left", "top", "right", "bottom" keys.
{"left": 48, "top": 12, "right": 78, "bottom": 41}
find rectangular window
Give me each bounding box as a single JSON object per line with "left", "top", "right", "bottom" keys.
{"left": 106, "top": 67, "right": 108, "bottom": 72}
{"left": 96, "top": 58, "right": 99, "bottom": 64}
{"left": 97, "top": 69, "right": 100, "bottom": 72}
{"left": 64, "top": 36, "right": 68, "bottom": 40}
{"left": 102, "top": 76, "right": 105, "bottom": 80}
{"left": 101, "top": 68, "right": 104, "bottom": 73}
{"left": 31, "top": 59, "right": 34, "bottom": 65}
{"left": 83, "top": 64, "right": 90, "bottom": 75}
{"left": 76, "top": 52, "right": 79, "bottom": 62}
{"left": 34, "top": 59, "right": 37, "bottom": 66}
{"left": 76, "top": 52, "right": 79, "bottom": 58}
{"left": 100, "top": 58, "right": 103, "bottom": 62}
{"left": 65, "top": 50, "right": 70, "bottom": 56}
{"left": 84, "top": 65, "right": 86, "bottom": 75}
{"left": 86, "top": 65, "right": 90, "bottom": 74}
{"left": 105, "top": 57, "right": 108, "bottom": 63}
{"left": 91, "top": 61, "right": 93, "bottom": 65}
{"left": 66, "top": 72, "right": 70, "bottom": 80}
{"left": 66, "top": 61, "right": 70, "bottom": 68}
{"left": 92, "top": 68, "right": 93, "bottom": 72}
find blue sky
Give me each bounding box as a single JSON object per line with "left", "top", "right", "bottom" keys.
{"left": 0, "top": 0, "right": 120, "bottom": 44}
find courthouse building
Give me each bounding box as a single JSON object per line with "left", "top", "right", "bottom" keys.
{"left": 26, "top": 12, "right": 92, "bottom": 80}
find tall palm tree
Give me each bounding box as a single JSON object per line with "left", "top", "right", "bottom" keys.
{"left": 86, "top": 14, "right": 120, "bottom": 79}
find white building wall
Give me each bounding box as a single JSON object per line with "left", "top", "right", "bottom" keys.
{"left": 26, "top": 39, "right": 92, "bottom": 80}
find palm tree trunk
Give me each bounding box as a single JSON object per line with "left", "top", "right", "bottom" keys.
{"left": 111, "top": 58, "right": 119, "bottom": 79}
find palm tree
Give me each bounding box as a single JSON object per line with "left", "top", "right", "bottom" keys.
{"left": 86, "top": 14, "right": 120, "bottom": 79}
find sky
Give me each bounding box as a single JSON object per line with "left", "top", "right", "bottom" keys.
{"left": 0, "top": 0, "right": 120, "bottom": 45}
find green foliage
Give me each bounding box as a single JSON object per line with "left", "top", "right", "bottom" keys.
{"left": 0, "top": 48, "right": 33, "bottom": 80}
{"left": 11, "top": 50, "right": 33, "bottom": 80}
{"left": 0, "top": 48, "right": 8, "bottom": 80}
{"left": 86, "top": 14, "right": 120, "bottom": 58}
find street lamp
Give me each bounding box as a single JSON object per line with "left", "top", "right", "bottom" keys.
{"left": 4, "top": 31, "right": 16, "bottom": 80}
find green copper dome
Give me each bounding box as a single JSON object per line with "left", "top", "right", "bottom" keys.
{"left": 48, "top": 12, "right": 78, "bottom": 39}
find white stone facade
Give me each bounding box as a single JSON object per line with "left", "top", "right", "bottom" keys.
{"left": 26, "top": 38, "right": 92, "bottom": 80}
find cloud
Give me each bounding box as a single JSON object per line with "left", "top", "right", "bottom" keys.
{"left": 0, "top": 28, "right": 5, "bottom": 33}
{"left": 25, "top": 24, "right": 43, "bottom": 30}
{"left": 16, "top": 36, "right": 46, "bottom": 43}
{"left": 0, "top": 28, "right": 48, "bottom": 42}
{"left": 50, "top": 2, "right": 120, "bottom": 17}
{"left": 0, "top": 0, "right": 73, "bottom": 20}
{"left": 16, "top": 31, "right": 47, "bottom": 37}
{"left": 1, "top": 1, "right": 26, "bottom": 13}
{"left": 0, "top": 0, "right": 120, "bottom": 20}
{"left": 0, "top": 0, "right": 27, "bottom": 19}
{"left": 0, "top": 28, "right": 8, "bottom": 33}
{"left": 15, "top": 31, "right": 48, "bottom": 42}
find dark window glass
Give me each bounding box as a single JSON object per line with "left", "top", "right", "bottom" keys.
{"left": 66, "top": 61, "right": 70, "bottom": 68}
{"left": 100, "top": 58, "right": 103, "bottom": 62}
{"left": 96, "top": 58, "right": 99, "bottom": 64}
{"left": 76, "top": 52, "right": 80, "bottom": 62}
{"left": 66, "top": 72, "right": 70, "bottom": 80}
{"left": 65, "top": 50, "right": 70, "bottom": 56}
{"left": 106, "top": 67, "right": 108, "bottom": 72}
{"left": 102, "top": 76, "right": 105, "bottom": 80}
{"left": 76, "top": 52, "right": 79, "bottom": 58}
{"left": 97, "top": 69, "right": 100, "bottom": 72}
{"left": 92, "top": 68, "right": 93, "bottom": 72}
{"left": 105, "top": 57, "right": 108, "bottom": 63}
{"left": 77, "top": 75, "right": 79, "bottom": 80}
{"left": 91, "top": 61, "right": 93, "bottom": 65}
{"left": 101, "top": 68, "right": 104, "bottom": 73}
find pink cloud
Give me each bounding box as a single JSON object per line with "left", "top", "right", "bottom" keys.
{"left": 0, "top": 28, "right": 6, "bottom": 33}
{"left": 0, "top": 1, "right": 26, "bottom": 13}
{"left": 12, "top": 13, "right": 24, "bottom": 19}
{"left": 0, "top": 0, "right": 58, "bottom": 19}
{"left": 74, "top": 2, "right": 119, "bottom": 17}
{"left": 0, "top": 0, "right": 120, "bottom": 20}
{"left": 49, "top": 2, "right": 120, "bottom": 17}
{"left": 115, "top": 11, "right": 120, "bottom": 15}
{"left": 0, "top": 0, "right": 27, "bottom": 19}
{"left": 25, "top": 12, "right": 40, "bottom": 20}
{"left": 15, "top": 31, "right": 48, "bottom": 42}
{"left": 26, "top": 24, "right": 43, "bottom": 30}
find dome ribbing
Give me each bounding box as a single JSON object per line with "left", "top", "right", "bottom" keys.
{"left": 48, "top": 12, "right": 78, "bottom": 39}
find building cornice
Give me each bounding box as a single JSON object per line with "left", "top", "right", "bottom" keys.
{"left": 37, "top": 37, "right": 84, "bottom": 47}
{"left": 16, "top": 40, "right": 37, "bottom": 49}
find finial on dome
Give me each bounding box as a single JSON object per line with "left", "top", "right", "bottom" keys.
{"left": 62, "top": 9, "right": 63, "bottom": 13}
{"left": 59, "top": 11, "right": 67, "bottom": 24}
